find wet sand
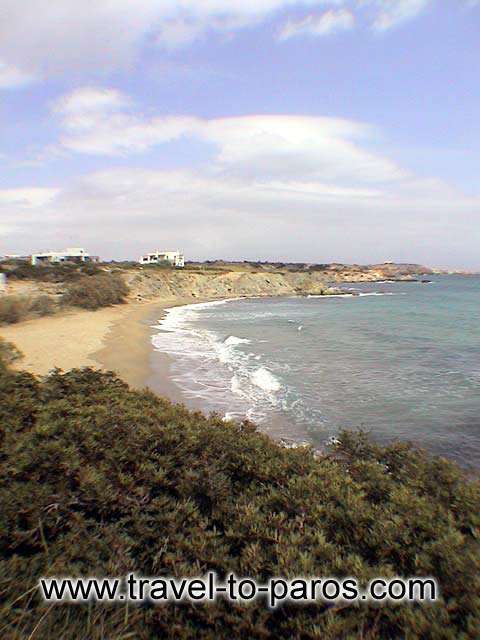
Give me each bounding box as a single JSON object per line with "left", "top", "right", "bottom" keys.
{"left": 93, "top": 297, "right": 193, "bottom": 400}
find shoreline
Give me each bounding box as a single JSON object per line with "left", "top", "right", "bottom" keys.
{"left": 93, "top": 296, "right": 202, "bottom": 400}
{"left": 0, "top": 293, "right": 314, "bottom": 442}
{"left": 0, "top": 288, "right": 399, "bottom": 406}
{"left": 0, "top": 296, "right": 214, "bottom": 399}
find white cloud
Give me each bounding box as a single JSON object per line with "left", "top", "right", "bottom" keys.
{"left": 203, "top": 115, "right": 405, "bottom": 184}
{"left": 0, "top": 1, "right": 477, "bottom": 77}
{"left": 51, "top": 88, "right": 405, "bottom": 186}
{"left": 279, "top": 9, "right": 355, "bottom": 40}
{"left": 4, "top": 87, "right": 477, "bottom": 267}
{"left": 0, "top": 61, "right": 35, "bottom": 89}
{"left": 0, "top": 187, "right": 58, "bottom": 207}
{"left": 53, "top": 87, "right": 132, "bottom": 115}
{"left": 2, "top": 166, "right": 479, "bottom": 267}
{"left": 154, "top": 19, "right": 207, "bottom": 50}
{"left": 367, "top": 0, "right": 431, "bottom": 31}
{"left": 0, "top": 1, "right": 342, "bottom": 75}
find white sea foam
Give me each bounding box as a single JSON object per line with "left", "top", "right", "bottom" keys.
{"left": 224, "top": 335, "right": 251, "bottom": 346}
{"left": 358, "top": 292, "right": 394, "bottom": 297}
{"left": 307, "top": 293, "right": 355, "bottom": 298}
{"left": 231, "top": 375, "right": 243, "bottom": 395}
{"left": 251, "top": 367, "right": 281, "bottom": 393}
{"left": 151, "top": 297, "right": 283, "bottom": 423}
{"left": 307, "top": 291, "right": 394, "bottom": 299}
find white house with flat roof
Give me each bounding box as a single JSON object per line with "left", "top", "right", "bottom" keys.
{"left": 31, "top": 248, "right": 98, "bottom": 266}
{"left": 139, "top": 250, "right": 185, "bottom": 268}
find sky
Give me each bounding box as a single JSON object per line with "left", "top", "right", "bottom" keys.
{"left": 0, "top": 0, "right": 479, "bottom": 268}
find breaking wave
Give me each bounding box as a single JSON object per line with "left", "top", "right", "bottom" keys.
{"left": 151, "top": 299, "right": 284, "bottom": 424}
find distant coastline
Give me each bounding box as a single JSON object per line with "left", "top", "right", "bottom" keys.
{"left": 0, "top": 261, "right": 443, "bottom": 394}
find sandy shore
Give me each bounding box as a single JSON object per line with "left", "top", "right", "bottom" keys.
{"left": 94, "top": 297, "right": 196, "bottom": 399}
{"left": 0, "top": 295, "right": 314, "bottom": 443}
{"left": 0, "top": 297, "right": 200, "bottom": 397}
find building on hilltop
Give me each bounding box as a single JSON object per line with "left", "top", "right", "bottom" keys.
{"left": 138, "top": 250, "right": 185, "bottom": 268}
{"left": 31, "top": 248, "right": 99, "bottom": 266}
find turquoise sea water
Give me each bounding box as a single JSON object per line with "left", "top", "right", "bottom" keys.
{"left": 152, "top": 276, "right": 480, "bottom": 469}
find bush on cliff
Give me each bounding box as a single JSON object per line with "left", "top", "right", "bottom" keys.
{"left": 28, "top": 294, "right": 57, "bottom": 316}
{"left": 4, "top": 261, "right": 102, "bottom": 282}
{"left": 63, "top": 272, "right": 129, "bottom": 309}
{"left": 0, "top": 294, "right": 58, "bottom": 325}
{"left": 0, "top": 362, "right": 478, "bottom": 639}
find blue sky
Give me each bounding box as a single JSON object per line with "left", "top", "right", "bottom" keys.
{"left": 1, "top": 0, "right": 479, "bottom": 268}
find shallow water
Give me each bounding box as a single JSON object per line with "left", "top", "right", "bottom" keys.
{"left": 151, "top": 276, "right": 480, "bottom": 469}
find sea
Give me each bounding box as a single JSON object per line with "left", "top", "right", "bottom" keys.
{"left": 151, "top": 276, "right": 480, "bottom": 469}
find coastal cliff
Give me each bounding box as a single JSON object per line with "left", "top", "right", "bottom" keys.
{"left": 122, "top": 262, "right": 431, "bottom": 302}
{"left": 125, "top": 269, "right": 330, "bottom": 300}
{"left": 1, "top": 260, "right": 432, "bottom": 305}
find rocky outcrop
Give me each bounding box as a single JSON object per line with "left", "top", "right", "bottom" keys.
{"left": 2, "top": 262, "right": 433, "bottom": 307}
{"left": 125, "top": 269, "right": 330, "bottom": 301}
{"left": 122, "top": 262, "right": 428, "bottom": 302}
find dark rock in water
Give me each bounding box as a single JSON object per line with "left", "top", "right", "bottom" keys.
{"left": 323, "top": 287, "right": 348, "bottom": 296}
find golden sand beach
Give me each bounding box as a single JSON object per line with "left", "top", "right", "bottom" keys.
{"left": 0, "top": 297, "right": 196, "bottom": 395}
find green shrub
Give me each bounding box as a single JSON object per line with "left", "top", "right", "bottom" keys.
{"left": 63, "top": 273, "right": 129, "bottom": 309}
{"left": 0, "top": 295, "right": 30, "bottom": 324}
{"left": 0, "top": 365, "right": 478, "bottom": 639}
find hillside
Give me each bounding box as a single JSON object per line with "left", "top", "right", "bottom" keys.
{"left": 124, "top": 262, "right": 431, "bottom": 302}
{"left": 0, "top": 261, "right": 433, "bottom": 312}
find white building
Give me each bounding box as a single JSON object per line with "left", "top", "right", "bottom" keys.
{"left": 139, "top": 250, "right": 185, "bottom": 268}
{"left": 31, "top": 248, "right": 98, "bottom": 266}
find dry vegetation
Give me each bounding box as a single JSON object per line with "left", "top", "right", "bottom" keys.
{"left": 0, "top": 263, "right": 130, "bottom": 323}
{"left": 0, "top": 294, "right": 56, "bottom": 325}
{"left": 63, "top": 272, "right": 130, "bottom": 310}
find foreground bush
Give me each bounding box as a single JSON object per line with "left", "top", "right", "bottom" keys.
{"left": 0, "top": 295, "right": 30, "bottom": 324}
{"left": 63, "top": 272, "right": 129, "bottom": 309}
{"left": 0, "top": 337, "right": 22, "bottom": 364}
{"left": 0, "top": 364, "right": 478, "bottom": 639}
